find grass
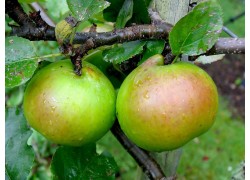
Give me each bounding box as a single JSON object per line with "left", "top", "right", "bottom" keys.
{"left": 217, "top": 0, "right": 245, "bottom": 37}
{"left": 97, "top": 97, "right": 245, "bottom": 179}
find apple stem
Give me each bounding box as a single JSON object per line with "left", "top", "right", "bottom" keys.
{"left": 68, "top": 39, "right": 95, "bottom": 75}
{"left": 171, "top": 56, "right": 180, "bottom": 64}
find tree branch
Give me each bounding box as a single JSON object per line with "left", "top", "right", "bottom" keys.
{"left": 11, "top": 25, "right": 56, "bottom": 41}
{"left": 9, "top": 24, "right": 245, "bottom": 56}
{"left": 6, "top": 1, "right": 244, "bottom": 55}
{"left": 111, "top": 121, "right": 168, "bottom": 180}
{"left": 6, "top": 0, "right": 33, "bottom": 26}
{"left": 208, "top": 38, "right": 245, "bottom": 54}
{"left": 6, "top": 0, "right": 55, "bottom": 41}
{"left": 6, "top": 0, "right": 245, "bottom": 57}
{"left": 73, "top": 24, "right": 171, "bottom": 46}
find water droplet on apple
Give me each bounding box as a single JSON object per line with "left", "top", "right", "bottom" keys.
{"left": 143, "top": 91, "right": 149, "bottom": 99}
{"left": 51, "top": 106, "right": 56, "bottom": 113}
{"left": 146, "top": 76, "right": 151, "bottom": 82}
{"left": 51, "top": 97, "right": 57, "bottom": 103}
{"left": 135, "top": 79, "right": 143, "bottom": 87}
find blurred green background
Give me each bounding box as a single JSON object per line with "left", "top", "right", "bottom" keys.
{"left": 5, "top": 0, "right": 245, "bottom": 179}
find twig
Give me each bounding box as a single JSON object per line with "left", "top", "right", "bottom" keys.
{"left": 6, "top": 0, "right": 245, "bottom": 58}
{"left": 6, "top": 0, "right": 33, "bottom": 26}
{"left": 73, "top": 24, "right": 171, "bottom": 45}
{"left": 189, "top": 37, "right": 244, "bottom": 61}
{"left": 9, "top": 23, "right": 245, "bottom": 57}
{"left": 6, "top": 1, "right": 244, "bottom": 56}
{"left": 207, "top": 38, "right": 245, "bottom": 55}
{"left": 111, "top": 121, "right": 167, "bottom": 180}
{"left": 6, "top": 0, "right": 55, "bottom": 41}
{"left": 29, "top": 2, "right": 56, "bottom": 27}
{"left": 148, "top": 8, "right": 171, "bottom": 26}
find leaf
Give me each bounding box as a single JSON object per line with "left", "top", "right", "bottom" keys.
{"left": 5, "top": 60, "right": 38, "bottom": 88}
{"left": 195, "top": 54, "right": 225, "bottom": 64}
{"left": 104, "top": 0, "right": 151, "bottom": 24}
{"left": 18, "top": 0, "right": 46, "bottom": 3}
{"left": 6, "top": 85, "right": 25, "bottom": 108}
{"left": 43, "top": 0, "right": 69, "bottom": 23}
{"left": 5, "top": 37, "right": 47, "bottom": 88}
{"left": 116, "top": 0, "right": 133, "bottom": 28}
{"left": 5, "top": 36, "right": 36, "bottom": 64}
{"left": 67, "top": 0, "right": 110, "bottom": 21}
{"left": 5, "top": 108, "right": 35, "bottom": 180}
{"left": 103, "top": 0, "right": 124, "bottom": 22}
{"left": 138, "top": 40, "right": 165, "bottom": 65}
{"left": 128, "top": 0, "right": 151, "bottom": 24}
{"left": 51, "top": 144, "right": 118, "bottom": 179}
{"left": 169, "top": 0, "right": 223, "bottom": 56}
{"left": 103, "top": 40, "right": 146, "bottom": 64}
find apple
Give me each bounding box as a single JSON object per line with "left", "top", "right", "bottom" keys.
{"left": 23, "top": 59, "right": 116, "bottom": 146}
{"left": 116, "top": 55, "right": 218, "bottom": 152}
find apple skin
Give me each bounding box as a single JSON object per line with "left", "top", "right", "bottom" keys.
{"left": 116, "top": 55, "right": 218, "bottom": 152}
{"left": 23, "top": 60, "right": 116, "bottom": 146}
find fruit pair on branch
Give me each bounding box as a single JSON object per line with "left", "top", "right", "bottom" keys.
{"left": 6, "top": 0, "right": 245, "bottom": 179}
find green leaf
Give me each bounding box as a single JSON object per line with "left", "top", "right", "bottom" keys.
{"left": 116, "top": 0, "right": 133, "bottom": 28}
{"left": 51, "top": 144, "right": 118, "bottom": 179}
{"left": 169, "top": 0, "right": 223, "bottom": 56}
{"left": 5, "top": 108, "right": 35, "bottom": 180}
{"left": 5, "top": 37, "right": 36, "bottom": 64}
{"left": 128, "top": 0, "right": 151, "bottom": 24}
{"left": 5, "top": 37, "right": 39, "bottom": 88}
{"left": 104, "top": 0, "right": 151, "bottom": 24}
{"left": 5, "top": 60, "right": 38, "bottom": 88}
{"left": 67, "top": 0, "right": 110, "bottom": 21}
{"left": 139, "top": 40, "right": 165, "bottom": 65}
{"left": 6, "top": 85, "right": 25, "bottom": 108}
{"left": 103, "top": 41, "right": 146, "bottom": 64}
{"left": 103, "top": 0, "right": 124, "bottom": 22}
{"left": 18, "top": 0, "right": 46, "bottom": 3}
{"left": 43, "top": 0, "right": 69, "bottom": 23}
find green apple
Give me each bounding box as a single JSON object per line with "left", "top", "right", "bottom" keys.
{"left": 116, "top": 55, "right": 218, "bottom": 152}
{"left": 23, "top": 60, "right": 116, "bottom": 146}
